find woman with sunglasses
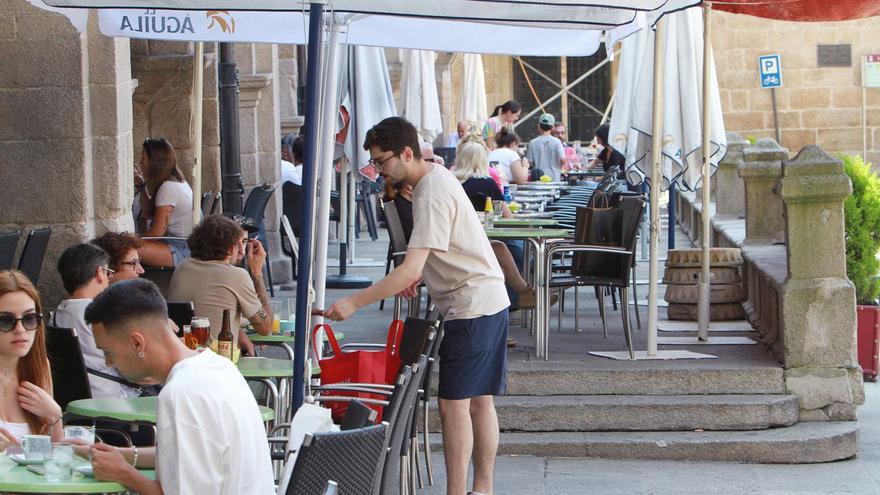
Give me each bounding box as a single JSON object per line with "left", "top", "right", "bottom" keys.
{"left": 137, "top": 137, "right": 193, "bottom": 268}
{"left": 0, "top": 270, "right": 64, "bottom": 446}
{"left": 92, "top": 232, "right": 145, "bottom": 283}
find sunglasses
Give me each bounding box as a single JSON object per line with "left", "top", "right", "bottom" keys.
{"left": 0, "top": 313, "right": 42, "bottom": 332}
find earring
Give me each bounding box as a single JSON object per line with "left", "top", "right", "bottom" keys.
{"left": 137, "top": 351, "right": 145, "bottom": 359}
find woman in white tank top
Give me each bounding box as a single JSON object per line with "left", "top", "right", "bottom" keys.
{"left": 0, "top": 270, "right": 64, "bottom": 446}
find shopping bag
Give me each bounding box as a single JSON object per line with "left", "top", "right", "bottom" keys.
{"left": 276, "top": 402, "right": 339, "bottom": 495}
{"left": 312, "top": 321, "right": 403, "bottom": 422}
{"left": 574, "top": 192, "right": 624, "bottom": 278}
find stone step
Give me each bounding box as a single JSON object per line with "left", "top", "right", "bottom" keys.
{"left": 427, "top": 421, "right": 857, "bottom": 464}
{"left": 489, "top": 365, "right": 783, "bottom": 396}
{"left": 428, "top": 394, "right": 798, "bottom": 432}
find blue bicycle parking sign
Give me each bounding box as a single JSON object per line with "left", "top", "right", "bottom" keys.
{"left": 758, "top": 54, "right": 782, "bottom": 89}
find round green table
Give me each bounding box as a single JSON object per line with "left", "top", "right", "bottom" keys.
{"left": 246, "top": 330, "right": 343, "bottom": 343}
{"left": 491, "top": 218, "right": 559, "bottom": 228}
{"left": 66, "top": 396, "right": 275, "bottom": 422}
{"left": 0, "top": 455, "right": 155, "bottom": 493}
{"left": 236, "top": 357, "right": 294, "bottom": 378}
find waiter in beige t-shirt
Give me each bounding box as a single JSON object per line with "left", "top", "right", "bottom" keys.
{"left": 325, "top": 117, "right": 509, "bottom": 495}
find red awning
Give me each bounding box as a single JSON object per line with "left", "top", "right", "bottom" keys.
{"left": 714, "top": 0, "right": 880, "bottom": 22}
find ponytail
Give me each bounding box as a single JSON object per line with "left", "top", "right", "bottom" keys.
{"left": 490, "top": 104, "right": 503, "bottom": 118}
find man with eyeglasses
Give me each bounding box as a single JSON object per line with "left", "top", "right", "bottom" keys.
{"left": 325, "top": 117, "right": 509, "bottom": 495}
{"left": 54, "top": 244, "right": 141, "bottom": 399}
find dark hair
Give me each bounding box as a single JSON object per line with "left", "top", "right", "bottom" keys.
{"left": 281, "top": 133, "right": 296, "bottom": 154}
{"left": 595, "top": 124, "right": 610, "bottom": 146}
{"left": 495, "top": 128, "right": 520, "bottom": 149}
{"left": 363, "top": 117, "right": 422, "bottom": 159}
{"left": 490, "top": 100, "right": 522, "bottom": 118}
{"left": 57, "top": 244, "right": 109, "bottom": 294}
{"left": 539, "top": 123, "right": 554, "bottom": 132}
{"left": 292, "top": 136, "right": 304, "bottom": 163}
{"left": 142, "top": 137, "right": 185, "bottom": 218}
{"left": 187, "top": 214, "right": 242, "bottom": 261}
{"left": 91, "top": 232, "right": 143, "bottom": 271}
{"left": 85, "top": 278, "right": 167, "bottom": 331}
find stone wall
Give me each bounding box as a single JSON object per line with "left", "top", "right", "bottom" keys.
{"left": 0, "top": 2, "right": 134, "bottom": 306}
{"left": 713, "top": 11, "right": 880, "bottom": 165}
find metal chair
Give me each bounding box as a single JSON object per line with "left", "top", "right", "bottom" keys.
{"left": 200, "top": 192, "right": 213, "bottom": 218}
{"left": 0, "top": 230, "right": 20, "bottom": 270}
{"left": 17, "top": 228, "right": 52, "bottom": 284}
{"left": 281, "top": 182, "right": 305, "bottom": 280}
{"left": 378, "top": 200, "right": 409, "bottom": 313}
{"left": 284, "top": 423, "right": 389, "bottom": 495}
{"left": 243, "top": 184, "right": 277, "bottom": 297}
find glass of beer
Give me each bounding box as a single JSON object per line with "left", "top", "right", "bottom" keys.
{"left": 190, "top": 317, "right": 210, "bottom": 347}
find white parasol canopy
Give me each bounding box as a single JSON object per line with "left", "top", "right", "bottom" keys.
{"left": 399, "top": 49, "right": 444, "bottom": 143}
{"left": 610, "top": 7, "right": 726, "bottom": 191}
{"left": 458, "top": 54, "right": 488, "bottom": 130}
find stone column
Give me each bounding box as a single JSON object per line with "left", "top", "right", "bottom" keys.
{"left": 0, "top": 4, "right": 133, "bottom": 305}
{"left": 777, "top": 146, "right": 862, "bottom": 421}
{"left": 714, "top": 132, "right": 748, "bottom": 218}
{"left": 737, "top": 138, "right": 787, "bottom": 244}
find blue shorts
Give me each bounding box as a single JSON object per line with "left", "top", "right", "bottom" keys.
{"left": 163, "top": 238, "right": 191, "bottom": 266}
{"left": 438, "top": 308, "right": 509, "bottom": 400}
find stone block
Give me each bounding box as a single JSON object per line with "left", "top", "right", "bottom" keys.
{"left": 130, "top": 39, "right": 148, "bottom": 55}
{"left": 817, "top": 128, "right": 863, "bottom": 153}
{"left": 87, "top": 35, "right": 131, "bottom": 87}
{"left": 781, "top": 278, "right": 856, "bottom": 369}
{"left": 832, "top": 86, "right": 861, "bottom": 109}
{"left": 747, "top": 90, "right": 772, "bottom": 112}
{"left": 784, "top": 367, "right": 859, "bottom": 413}
{"left": 802, "top": 67, "right": 859, "bottom": 88}
{"left": 724, "top": 111, "right": 764, "bottom": 132}
{"left": 234, "top": 43, "right": 255, "bottom": 74}
{"left": 780, "top": 130, "right": 817, "bottom": 152}
{"left": 146, "top": 40, "right": 192, "bottom": 56}
{"left": 787, "top": 87, "right": 830, "bottom": 110}
{"left": 88, "top": 84, "right": 129, "bottom": 138}
{"left": 738, "top": 139, "right": 786, "bottom": 242}
{"left": 764, "top": 111, "right": 801, "bottom": 130}
{"left": 14, "top": 12, "right": 79, "bottom": 40}
{"left": 715, "top": 132, "right": 748, "bottom": 217}
{"left": 0, "top": 41, "right": 83, "bottom": 89}
{"left": 802, "top": 109, "right": 860, "bottom": 129}
{"left": 728, "top": 90, "right": 748, "bottom": 111}
{"left": 0, "top": 15, "right": 16, "bottom": 40}
{"left": 734, "top": 29, "right": 769, "bottom": 50}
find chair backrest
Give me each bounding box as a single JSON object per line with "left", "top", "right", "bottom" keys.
{"left": 420, "top": 319, "right": 444, "bottom": 403}
{"left": 340, "top": 399, "right": 378, "bottom": 431}
{"left": 167, "top": 302, "right": 194, "bottom": 336}
{"left": 287, "top": 423, "right": 388, "bottom": 495}
{"left": 434, "top": 146, "right": 456, "bottom": 167}
{"left": 0, "top": 230, "right": 20, "bottom": 270}
{"left": 379, "top": 356, "right": 427, "bottom": 495}
{"left": 381, "top": 200, "right": 408, "bottom": 268}
{"left": 45, "top": 326, "right": 92, "bottom": 410}
{"left": 282, "top": 182, "right": 305, "bottom": 237}
{"left": 210, "top": 192, "right": 222, "bottom": 215}
{"left": 280, "top": 214, "right": 298, "bottom": 260}
{"left": 17, "top": 228, "right": 52, "bottom": 284}
{"left": 398, "top": 317, "right": 437, "bottom": 370}
{"left": 200, "top": 192, "right": 213, "bottom": 218}
{"left": 243, "top": 184, "right": 276, "bottom": 226}
{"left": 572, "top": 195, "right": 645, "bottom": 283}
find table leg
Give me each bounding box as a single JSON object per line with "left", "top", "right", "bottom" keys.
{"left": 526, "top": 238, "right": 545, "bottom": 359}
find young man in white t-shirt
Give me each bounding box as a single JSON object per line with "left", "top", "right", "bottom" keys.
{"left": 83, "top": 279, "right": 274, "bottom": 495}
{"left": 325, "top": 117, "right": 509, "bottom": 495}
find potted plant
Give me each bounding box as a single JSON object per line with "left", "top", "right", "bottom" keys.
{"left": 842, "top": 154, "right": 880, "bottom": 381}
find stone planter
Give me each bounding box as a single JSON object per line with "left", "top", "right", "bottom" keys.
{"left": 857, "top": 305, "right": 880, "bottom": 382}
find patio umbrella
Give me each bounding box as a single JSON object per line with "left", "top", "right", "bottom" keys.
{"left": 609, "top": 6, "right": 727, "bottom": 353}
{"left": 399, "top": 49, "right": 444, "bottom": 144}
{"left": 458, "top": 54, "right": 488, "bottom": 131}
{"left": 39, "top": 0, "right": 704, "bottom": 411}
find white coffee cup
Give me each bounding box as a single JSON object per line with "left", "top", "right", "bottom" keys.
{"left": 21, "top": 434, "right": 51, "bottom": 460}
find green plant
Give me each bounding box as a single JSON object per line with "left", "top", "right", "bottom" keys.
{"left": 842, "top": 154, "right": 880, "bottom": 304}
{"left": 745, "top": 135, "right": 757, "bottom": 146}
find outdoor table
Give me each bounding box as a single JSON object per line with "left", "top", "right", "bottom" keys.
{"left": 485, "top": 228, "right": 570, "bottom": 359}
{"left": 66, "top": 396, "right": 275, "bottom": 423}
{"left": 0, "top": 454, "right": 155, "bottom": 494}
{"left": 237, "top": 357, "right": 295, "bottom": 424}
{"left": 512, "top": 212, "right": 555, "bottom": 219}
{"left": 492, "top": 218, "right": 558, "bottom": 228}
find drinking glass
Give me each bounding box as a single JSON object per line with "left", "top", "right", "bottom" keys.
{"left": 492, "top": 200, "right": 504, "bottom": 219}
{"left": 190, "top": 317, "right": 210, "bottom": 347}
{"left": 63, "top": 426, "right": 95, "bottom": 445}
{"left": 270, "top": 301, "right": 282, "bottom": 334}
{"left": 44, "top": 444, "right": 74, "bottom": 482}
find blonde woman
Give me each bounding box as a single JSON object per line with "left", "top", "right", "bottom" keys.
{"left": 454, "top": 142, "right": 540, "bottom": 308}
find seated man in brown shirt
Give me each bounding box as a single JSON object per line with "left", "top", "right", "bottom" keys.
{"left": 168, "top": 215, "right": 274, "bottom": 355}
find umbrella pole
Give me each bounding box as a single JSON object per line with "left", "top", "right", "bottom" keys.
{"left": 293, "top": 2, "right": 325, "bottom": 413}
{"left": 647, "top": 17, "right": 667, "bottom": 357}
{"left": 192, "top": 42, "right": 204, "bottom": 225}
{"left": 697, "top": 3, "right": 714, "bottom": 341}
{"left": 312, "top": 21, "right": 344, "bottom": 358}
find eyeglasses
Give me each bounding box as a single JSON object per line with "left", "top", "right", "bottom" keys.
{"left": 0, "top": 313, "right": 42, "bottom": 332}
{"left": 103, "top": 266, "right": 116, "bottom": 277}
{"left": 368, "top": 153, "right": 400, "bottom": 169}
{"left": 119, "top": 259, "right": 142, "bottom": 268}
